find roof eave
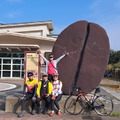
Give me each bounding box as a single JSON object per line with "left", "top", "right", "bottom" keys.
{"left": 0, "top": 32, "right": 56, "bottom": 42}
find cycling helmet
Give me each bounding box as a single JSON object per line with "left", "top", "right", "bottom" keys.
{"left": 42, "top": 73, "right": 48, "bottom": 77}
{"left": 27, "top": 72, "right": 34, "bottom": 77}
{"left": 53, "top": 73, "right": 59, "bottom": 76}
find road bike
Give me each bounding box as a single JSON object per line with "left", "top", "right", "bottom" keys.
{"left": 64, "top": 87, "right": 113, "bottom": 116}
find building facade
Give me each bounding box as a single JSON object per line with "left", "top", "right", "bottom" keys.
{"left": 0, "top": 21, "right": 56, "bottom": 79}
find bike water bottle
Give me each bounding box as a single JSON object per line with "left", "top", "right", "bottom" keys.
{"left": 89, "top": 96, "right": 94, "bottom": 103}
{"left": 85, "top": 95, "right": 89, "bottom": 101}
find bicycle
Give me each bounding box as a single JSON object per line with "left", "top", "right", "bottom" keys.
{"left": 64, "top": 87, "right": 113, "bottom": 116}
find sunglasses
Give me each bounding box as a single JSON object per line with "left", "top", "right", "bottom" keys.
{"left": 49, "top": 57, "right": 53, "bottom": 58}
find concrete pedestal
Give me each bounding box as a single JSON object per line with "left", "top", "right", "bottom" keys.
{"left": 5, "top": 95, "right": 68, "bottom": 113}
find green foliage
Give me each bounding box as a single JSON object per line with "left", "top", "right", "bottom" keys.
{"left": 107, "top": 64, "right": 114, "bottom": 70}
{"left": 109, "top": 50, "right": 120, "bottom": 64}
{"left": 113, "top": 62, "right": 120, "bottom": 69}
{"left": 107, "top": 62, "right": 120, "bottom": 70}
{"left": 111, "top": 112, "right": 120, "bottom": 117}
{"left": 106, "top": 49, "right": 120, "bottom": 79}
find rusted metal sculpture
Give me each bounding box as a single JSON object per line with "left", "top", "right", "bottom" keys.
{"left": 52, "top": 20, "right": 110, "bottom": 94}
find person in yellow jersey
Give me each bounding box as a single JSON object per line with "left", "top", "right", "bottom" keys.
{"left": 35, "top": 73, "right": 52, "bottom": 114}
{"left": 18, "top": 72, "right": 38, "bottom": 118}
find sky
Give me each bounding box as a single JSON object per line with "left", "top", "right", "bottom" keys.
{"left": 0, "top": 0, "right": 120, "bottom": 51}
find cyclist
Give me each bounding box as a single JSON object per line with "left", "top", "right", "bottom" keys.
{"left": 49, "top": 73, "right": 63, "bottom": 116}
{"left": 18, "top": 72, "right": 37, "bottom": 118}
{"left": 35, "top": 73, "right": 52, "bottom": 114}
{"left": 36, "top": 49, "right": 69, "bottom": 82}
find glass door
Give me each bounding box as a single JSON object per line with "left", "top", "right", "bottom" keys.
{"left": 0, "top": 53, "right": 24, "bottom": 79}
{"left": 0, "top": 58, "right": 24, "bottom": 79}
{"left": 0, "top": 59, "right": 2, "bottom": 78}
{"left": 12, "top": 58, "right": 24, "bottom": 78}
{"left": 1, "top": 58, "right": 11, "bottom": 78}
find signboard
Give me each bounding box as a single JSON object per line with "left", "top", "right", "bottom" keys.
{"left": 24, "top": 51, "right": 40, "bottom": 82}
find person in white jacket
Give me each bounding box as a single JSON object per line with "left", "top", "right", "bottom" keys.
{"left": 49, "top": 73, "right": 62, "bottom": 116}
{"left": 37, "top": 49, "right": 69, "bottom": 82}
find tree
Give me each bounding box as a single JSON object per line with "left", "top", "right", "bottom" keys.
{"left": 107, "top": 50, "right": 120, "bottom": 79}
{"left": 109, "top": 50, "right": 120, "bottom": 64}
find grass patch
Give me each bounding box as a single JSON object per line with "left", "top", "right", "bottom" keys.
{"left": 110, "top": 112, "right": 120, "bottom": 117}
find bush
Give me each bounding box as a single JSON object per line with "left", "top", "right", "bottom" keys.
{"left": 105, "top": 62, "right": 120, "bottom": 80}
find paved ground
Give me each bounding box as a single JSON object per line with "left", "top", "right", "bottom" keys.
{"left": 0, "top": 79, "right": 120, "bottom": 120}
{"left": 0, "top": 83, "right": 17, "bottom": 91}
{"left": 0, "top": 112, "right": 120, "bottom": 120}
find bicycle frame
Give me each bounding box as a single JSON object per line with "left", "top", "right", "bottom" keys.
{"left": 74, "top": 87, "right": 101, "bottom": 108}
{"left": 64, "top": 87, "right": 113, "bottom": 116}
{"left": 76, "top": 91, "right": 94, "bottom": 109}
{"left": 76, "top": 89, "right": 112, "bottom": 114}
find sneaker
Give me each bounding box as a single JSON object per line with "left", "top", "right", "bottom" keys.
{"left": 31, "top": 110, "right": 36, "bottom": 115}
{"left": 18, "top": 111, "right": 24, "bottom": 118}
{"left": 49, "top": 112, "right": 54, "bottom": 117}
{"left": 58, "top": 111, "right": 61, "bottom": 116}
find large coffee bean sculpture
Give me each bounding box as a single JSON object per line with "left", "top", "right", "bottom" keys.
{"left": 52, "top": 20, "right": 110, "bottom": 95}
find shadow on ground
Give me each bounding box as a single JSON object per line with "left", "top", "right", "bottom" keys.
{"left": 82, "top": 115, "right": 102, "bottom": 120}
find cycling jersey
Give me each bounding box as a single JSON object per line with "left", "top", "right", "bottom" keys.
{"left": 25, "top": 79, "right": 37, "bottom": 93}
{"left": 36, "top": 80, "right": 52, "bottom": 96}
{"left": 52, "top": 80, "right": 62, "bottom": 96}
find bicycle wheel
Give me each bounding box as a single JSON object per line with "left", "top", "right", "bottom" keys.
{"left": 93, "top": 95, "right": 113, "bottom": 116}
{"left": 64, "top": 95, "right": 83, "bottom": 115}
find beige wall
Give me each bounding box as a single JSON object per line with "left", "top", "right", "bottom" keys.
{"left": 0, "top": 21, "right": 56, "bottom": 53}
{"left": 0, "top": 25, "right": 50, "bottom": 37}
{"left": 0, "top": 21, "right": 54, "bottom": 37}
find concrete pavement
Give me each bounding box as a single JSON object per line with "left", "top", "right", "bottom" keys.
{"left": 0, "top": 83, "right": 17, "bottom": 91}
{"left": 100, "top": 86, "right": 120, "bottom": 101}
{"left": 0, "top": 79, "right": 120, "bottom": 120}
{"left": 0, "top": 112, "right": 120, "bottom": 120}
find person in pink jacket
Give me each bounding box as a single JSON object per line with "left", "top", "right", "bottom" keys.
{"left": 37, "top": 49, "right": 69, "bottom": 82}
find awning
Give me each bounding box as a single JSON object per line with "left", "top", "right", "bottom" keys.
{"left": 0, "top": 32, "right": 56, "bottom": 52}
{"left": 0, "top": 44, "right": 40, "bottom": 52}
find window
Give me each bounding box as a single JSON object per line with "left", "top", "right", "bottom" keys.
{"left": 0, "top": 53, "right": 24, "bottom": 78}
{"left": 0, "top": 53, "right": 11, "bottom": 57}
{"left": 3, "top": 59, "right": 11, "bottom": 64}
